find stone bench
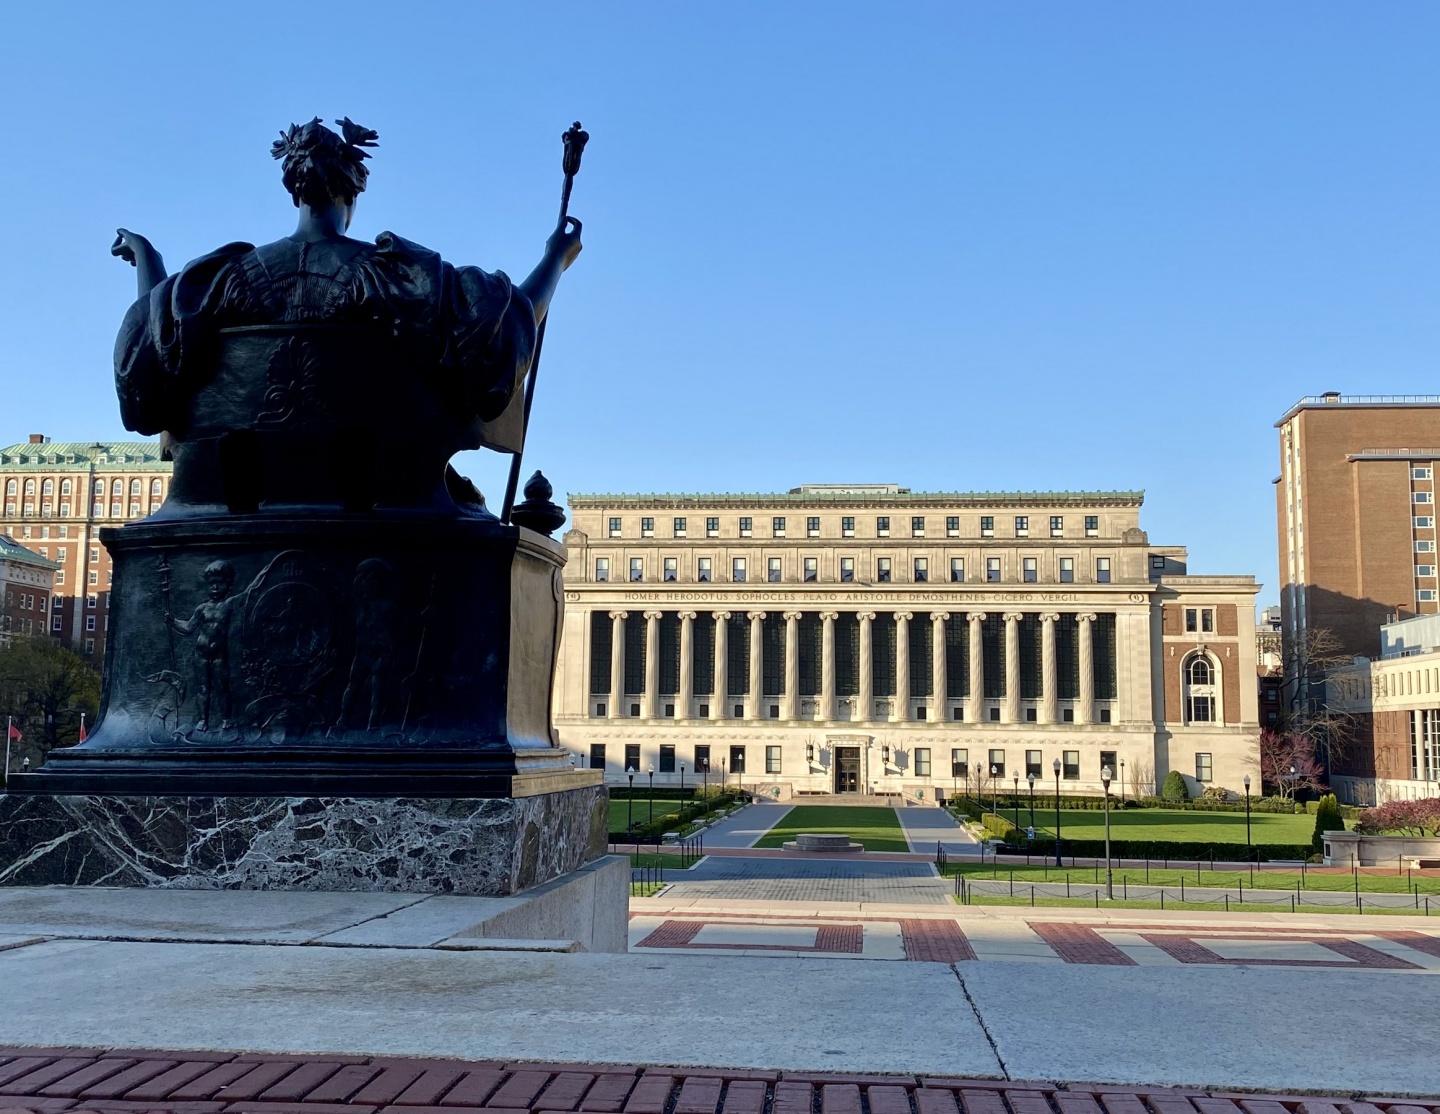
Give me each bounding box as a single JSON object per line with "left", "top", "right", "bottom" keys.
{"left": 782, "top": 833, "right": 864, "bottom": 853}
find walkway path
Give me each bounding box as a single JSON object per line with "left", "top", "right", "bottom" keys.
{"left": 658, "top": 856, "right": 950, "bottom": 905}
{"left": 695, "top": 803, "right": 792, "bottom": 848}
{"left": 895, "top": 806, "right": 978, "bottom": 853}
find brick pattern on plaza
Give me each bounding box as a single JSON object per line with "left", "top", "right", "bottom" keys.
{"left": 0, "top": 1050, "right": 1435, "bottom": 1114}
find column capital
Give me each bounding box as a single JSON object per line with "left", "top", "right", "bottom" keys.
{"left": 643, "top": 610, "right": 664, "bottom": 620}
{"left": 1002, "top": 611, "right": 1025, "bottom": 622}
{"left": 608, "top": 610, "right": 629, "bottom": 620}
{"left": 782, "top": 610, "right": 804, "bottom": 622}
{"left": 968, "top": 611, "right": 987, "bottom": 623}
{"left": 677, "top": 610, "right": 698, "bottom": 621}
{"left": 1077, "top": 611, "right": 1098, "bottom": 623}
{"left": 747, "top": 610, "right": 767, "bottom": 621}
{"left": 930, "top": 611, "right": 950, "bottom": 622}
{"left": 856, "top": 611, "right": 877, "bottom": 622}
{"left": 712, "top": 610, "right": 732, "bottom": 621}
{"left": 1039, "top": 612, "right": 1060, "bottom": 623}
{"left": 894, "top": 611, "right": 914, "bottom": 622}
{"left": 819, "top": 611, "right": 840, "bottom": 621}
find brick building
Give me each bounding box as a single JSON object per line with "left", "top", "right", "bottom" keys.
{"left": 0, "top": 436, "right": 171, "bottom": 659}
{"left": 555, "top": 485, "right": 1261, "bottom": 800}
{"left": 0, "top": 534, "right": 57, "bottom": 647}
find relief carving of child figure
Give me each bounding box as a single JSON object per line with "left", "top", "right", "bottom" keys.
{"left": 166, "top": 559, "right": 247, "bottom": 731}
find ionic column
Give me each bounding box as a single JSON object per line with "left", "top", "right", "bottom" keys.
{"left": 678, "top": 611, "right": 696, "bottom": 721}
{"left": 820, "top": 611, "right": 839, "bottom": 720}
{"left": 608, "top": 610, "right": 627, "bottom": 718}
{"left": 893, "top": 612, "right": 913, "bottom": 721}
{"left": 1039, "top": 612, "right": 1059, "bottom": 725}
{"left": 746, "top": 610, "right": 766, "bottom": 719}
{"left": 783, "top": 611, "right": 802, "bottom": 719}
{"left": 931, "top": 612, "right": 949, "bottom": 718}
{"left": 642, "top": 610, "right": 663, "bottom": 718}
{"left": 1002, "top": 612, "right": 1023, "bottom": 723}
{"left": 858, "top": 611, "right": 876, "bottom": 722}
{"left": 968, "top": 612, "right": 985, "bottom": 723}
{"left": 713, "top": 611, "right": 731, "bottom": 718}
{"left": 1078, "top": 612, "right": 1097, "bottom": 725}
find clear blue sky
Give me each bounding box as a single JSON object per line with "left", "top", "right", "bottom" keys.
{"left": 2, "top": 3, "right": 1437, "bottom": 610}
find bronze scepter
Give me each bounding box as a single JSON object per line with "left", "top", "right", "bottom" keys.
{"left": 501, "top": 121, "right": 589, "bottom": 523}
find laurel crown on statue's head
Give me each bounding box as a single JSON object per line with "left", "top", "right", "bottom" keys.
{"left": 270, "top": 117, "right": 380, "bottom": 208}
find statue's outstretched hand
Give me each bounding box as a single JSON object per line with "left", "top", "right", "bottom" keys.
{"left": 111, "top": 228, "right": 155, "bottom": 267}
{"left": 546, "top": 217, "right": 583, "bottom": 272}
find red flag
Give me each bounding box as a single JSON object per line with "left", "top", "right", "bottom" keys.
{"left": 6, "top": 723, "right": 20, "bottom": 742}
{"left": 78, "top": 719, "right": 87, "bottom": 742}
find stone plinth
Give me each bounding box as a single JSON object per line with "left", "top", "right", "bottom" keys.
{"left": 782, "top": 833, "right": 864, "bottom": 853}
{"left": 1324, "top": 830, "right": 1440, "bottom": 868}
{"left": 0, "top": 785, "right": 608, "bottom": 895}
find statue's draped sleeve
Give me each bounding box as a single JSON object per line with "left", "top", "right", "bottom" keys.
{"left": 113, "top": 243, "right": 254, "bottom": 435}
{"left": 368, "top": 233, "right": 537, "bottom": 423}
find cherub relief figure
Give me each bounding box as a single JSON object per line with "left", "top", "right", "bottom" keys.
{"left": 165, "top": 560, "right": 252, "bottom": 731}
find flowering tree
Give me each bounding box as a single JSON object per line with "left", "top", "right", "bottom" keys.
{"left": 1355, "top": 798, "right": 1440, "bottom": 836}
{"left": 1257, "top": 729, "right": 1327, "bottom": 800}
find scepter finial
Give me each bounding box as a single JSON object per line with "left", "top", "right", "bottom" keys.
{"left": 562, "top": 122, "right": 589, "bottom": 177}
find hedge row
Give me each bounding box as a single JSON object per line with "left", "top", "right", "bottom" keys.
{"left": 1000, "top": 835, "right": 1314, "bottom": 863}
{"left": 957, "top": 793, "right": 1339, "bottom": 816}
{"left": 613, "top": 791, "right": 740, "bottom": 841}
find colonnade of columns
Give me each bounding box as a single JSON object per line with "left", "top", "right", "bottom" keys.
{"left": 601, "top": 609, "right": 1104, "bottom": 724}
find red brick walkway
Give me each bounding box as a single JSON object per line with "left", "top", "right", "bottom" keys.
{"left": 0, "top": 1049, "right": 1434, "bottom": 1114}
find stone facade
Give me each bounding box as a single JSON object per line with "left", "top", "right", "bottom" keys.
{"left": 0, "top": 533, "right": 57, "bottom": 647}
{"left": 554, "top": 485, "right": 1260, "bottom": 801}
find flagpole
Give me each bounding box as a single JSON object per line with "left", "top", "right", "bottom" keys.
{"left": 4, "top": 715, "right": 11, "bottom": 787}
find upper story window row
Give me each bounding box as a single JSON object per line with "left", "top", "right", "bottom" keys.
{"left": 591, "top": 553, "right": 1118, "bottom": 586}
{"left": 602, "top": 513, "right": 1107, "bottom": 541}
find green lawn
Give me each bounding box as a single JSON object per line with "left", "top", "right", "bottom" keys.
{"left": 941, "top": 861, "right": 1440, "bottom": 894}
{"left": 607, "top": 798, "right": 700, "bottom": 832}
{"left": 979, "top": 806, "right": 1324, "bottom": 845}
{"left": 755, "top": 805, "right": 910, "bottom": 852}
{"left": 952, "top": 894, "right": 1427, "bottom": 916}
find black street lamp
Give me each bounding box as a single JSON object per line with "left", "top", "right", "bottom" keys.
{"left": 647, "top": 763, "right": 655, "bottom": 829}
{"left": 990, "top": 764, "right": 999, "bottom": 819}
{"left": 1119, "top": 758, "right": 1126, "bottom": 805}
{"left": 1243, "top": 773, "right": 1253, "bottom": 862}
{"left": 1012, "top": 772, "right": 1020, "bottom": 832}
{"left": 1027, "top": 771, "right": 1036, "bottom": 829}
{"left": 702, "top": 758, "right": 709, "bottom": 816}
{"left": 625, "top": 766, "right": 635, "bottom": 836}
{"left": 1101, "top": 764, "right": 1114, "bottom": 899}
{"left": 680, "top": 761, "right": 686, "bottom": 800}
{"left": 1052, "top": 757, "right": 1063, "bottom": 867}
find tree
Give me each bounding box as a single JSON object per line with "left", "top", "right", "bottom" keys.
{"left": 1161, "top": 770, "right": 1189, "bottom": 802}
{"left": 0, "top": 636, "right": 101, "bottom": 781}
{"left": 1258, "top": 729, "right": 1327, "bottom": 800}
{"left": 1277, "top": 626, "right": 1362, "bottom": 770}
{"left": 1127, "top": 758, "right": 1155, "bottom": 800}
{"left": 1355, "top": 798, "right": 1440, "bottom": 837}
{"left": 1311, "top": 793, "right": 1346, "bottom": 852}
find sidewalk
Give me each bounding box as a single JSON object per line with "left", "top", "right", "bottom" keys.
{"left": 691, "top": 803, "right": 792, "bottom": 848}
{"left": 895, "top": 806, "right": 978, "bottom": 853}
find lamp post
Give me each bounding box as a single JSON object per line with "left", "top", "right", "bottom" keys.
{"left": 1027, "top": 771, "right": 1036, "bottom": 829}
{"left": 1243, "top": 773, "right": 1253, "bottom": 862}
{"left": 647, "top": 762, "right": 655, "bottom": 828}
{"left": 1119, "top": 758, "right": 1126, "bottom": 805}
{"left": 1012, "top": 772, "right": 1020, "bottom": 832}
{"left": 680, "top": 761, "right": 686, "bottom": 800}
{"left": 702, "top": 758, "right": 709, "bottom": 817}
{"left": 1101, "top": 764, "right": 1114, "bottom": 899}
{"left": 990, "top": 764, "right": 999, "bottom": 819}
{"left": 1052, "top": 758, "right": 1063, "bottom": 867}
{"left": 625, "top": 766, "right": 635, "bottom": 838}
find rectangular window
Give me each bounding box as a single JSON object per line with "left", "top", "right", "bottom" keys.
{"left": 1416, "top": 517, "right": 1435, "bottom": 529}
{"left": 1025, "top": 750, "right": 1042, "bottom": 778}
{"left": 987, "top": 749, "right": 1006, "bottom": 779}
{"left": 1185, "top": 607, "right": 1197, "bottom": 632}
{"left": 1195, "top": 752, "right": 1213, "bottom": 783}
{"left": 772, "top": 516, "right": 786, "bottom": 537}
{"left": 1187, "top": 695, "right": 1214, "bottom": 723}
{"left": 1049, "top": 516, "right": 1063, "bottom": 537}
{"left": 84, "top": 637, "right": 94, "bottom": 655}
{"left": 706, "top": 516, "right": 719, "bottom": 537}
{"left": 1418, "top": 541, "right": 1435, "bottom": 552}
{"left": 88, "top": 570, "right": 98, "bottom": 585}
{"left": 641, "top": 517, "right": 654, "bottom": 537}
{"left": 52, "top": 614, "right": 62, "bottom": 631}
{"left": 694, "top": 744, "right": 711, "bottom": 772}
{"left": 842, "top": 516, "right": 855, "bottom": 537}
{"left": 732, "top": 557, "right": 746, "bottom": 582}
{"left": 659, "top": 744, "right": 676, "bottom": 773}
{"left": 624, "top": 743, "right": 641, "bottom": 772}
{"left": 986, "top": 557, "right": 1001, "bottom": 582}
{"left": 1084, "top": 515, "right": 1099, "bottom": 537}
{"left": 729, "top": 745, "right": 746, "bottom": 774}
{"left": 915, "top": 748, "right": 931, "bottom": 776}
{"left": 980, "top": 516, "right": 994, "bottom": 537}
{"left": 608, "top": 517, "right": 622, "bottom": 538}
{"left": 946, "top": 515, "right": 959, "bottom": 537}
{"left": 804, "top": 557, "right": 818, "bottom": 582}
{"left": 629, "top": 557, "right": 644, "bottom": 582}
{"left": 911, "top": 516, "right": 925, "bottom": 537}
{"left": 1014, "top": 515, "right": 1029, "bottom": 537}
{"left": 840, "top": 557, "right": 855, "bottom": 582}
{"left": 1059, "top": 557, "right": 1074, "bottom": 583}
{"left": 663, "top": 557, "right": 678, "bottom": 582}
{"left": 768, "top": 557, "right": 782, "bottom": 582}
{"left": 55, "top": 570, "right": 64, "bottom": 584}
{"left": 950, "top": 557, "right": 964, "bottom": 583}
{"left": 85, "top": 615, "right": 96, "bottom": 631}
{"left": 877, "top": 557, "right": 892, "bottom": 582}
{"left": 739, "top": 517, "right": 753, "bottom": 537}
{"left": 1095, "top": 557, "right": 1111, "bottom": 583}
{"left": 1420, "top": 589, "right": 1438, "bottom": 602}
{"left": 1201, "top": 608, "right": 1214, "bottom": 633}
{"left": 913, "top": 557, "right": 928, "bottom": 582}
{"left": 673, "top": 517, "right": 687, "bottom": 537}
{"left": 1416, "top": 492, "right": 1433, "bottom": 504}
{"left": 951, "top": 748, "right": 969, "bottom": 777}
{"left": 766, "top": 745, "right": 782, "bottom": 774}
{"left": 1100, "top": 751, "right": 1118, "bottom": 780}
{"left": 697, "top": 557, "right": 712, "bottom": 582}
{"left": 589, "top": 744, "right": 607, "bottom": 770}
{"left": 594, "top": 557, "right": 609, "bottom": 582}
{"left": 1414, "top": 467, "right": 1433, "bottom": 480}
{"left": 806, "top": 516, "right": 820, "bottom": 537}
{"left": 876, "top": 516, "right": 890, "bottom": 537}
{"left": 1023, "top": 557, "right": 1037, "bottom": 583}
{"left": 1062, "top": 750, "right": 1080, "bottom": 779}
{"left": 89, "top": 547, "right": 99, "bottom": 563}
{"left": 1151, "top": 555, "right": 1166, "bottom": 570}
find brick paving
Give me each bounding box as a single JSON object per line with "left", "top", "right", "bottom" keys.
{"left": 1138, "top": 934, "right": 1422, "bottom": 970}
{"left": 1027, "top": 922, "right": 1136, "bottom": 966}
{"left": 0, "top": 1051, "right": 1429, "bottom": 1114}
{"left": 656, "top": 857, "right": 950, "bottom": 905}
{"left": 898, "top": 920, "right": 977, "bottom": 963}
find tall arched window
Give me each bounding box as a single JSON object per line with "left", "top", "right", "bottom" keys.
{"left": 61, "top": 479, "right": 71, "bottom": 495}
{"left": 111, "top": 479, "right": 123, "bottom": 496}
{"left": 93, "top": 479, "right": 104, "bottom": 494}
{"left": 41, "top": 479, "right": 53, "bottom": 495}
{"left": 1184, "top": 653, "right": 1217, "bottom": 723}
{"left": 23, "top": 480, "right": 34, "bottom": 495}
{"left": 5, "top": 480, "right": 15, "bottom": 496}
{"left": 150, "top": 479, "right": 162, "bottom": 496}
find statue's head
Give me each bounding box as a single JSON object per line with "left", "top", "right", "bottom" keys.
{"left": 271, "top": 117, "right": 379, "bottom": 219}
{"left": 203, "top": 559, "right": 235, "bottom": 599}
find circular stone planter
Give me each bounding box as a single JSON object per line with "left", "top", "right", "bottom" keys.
{"left": 782, "top": 833, "right": 864, "bottom": 853}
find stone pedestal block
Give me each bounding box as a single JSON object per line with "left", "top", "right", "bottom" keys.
{"left": 0, "top": 786, "right": 608, "bottom": 895}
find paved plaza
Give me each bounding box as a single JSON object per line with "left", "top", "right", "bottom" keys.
{"left": 658, "top": 856, "right": 952, "bottom": 905}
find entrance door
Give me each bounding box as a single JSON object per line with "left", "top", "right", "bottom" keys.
{"left": 835, "top": 746, "right": 861, "bottom": 793}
